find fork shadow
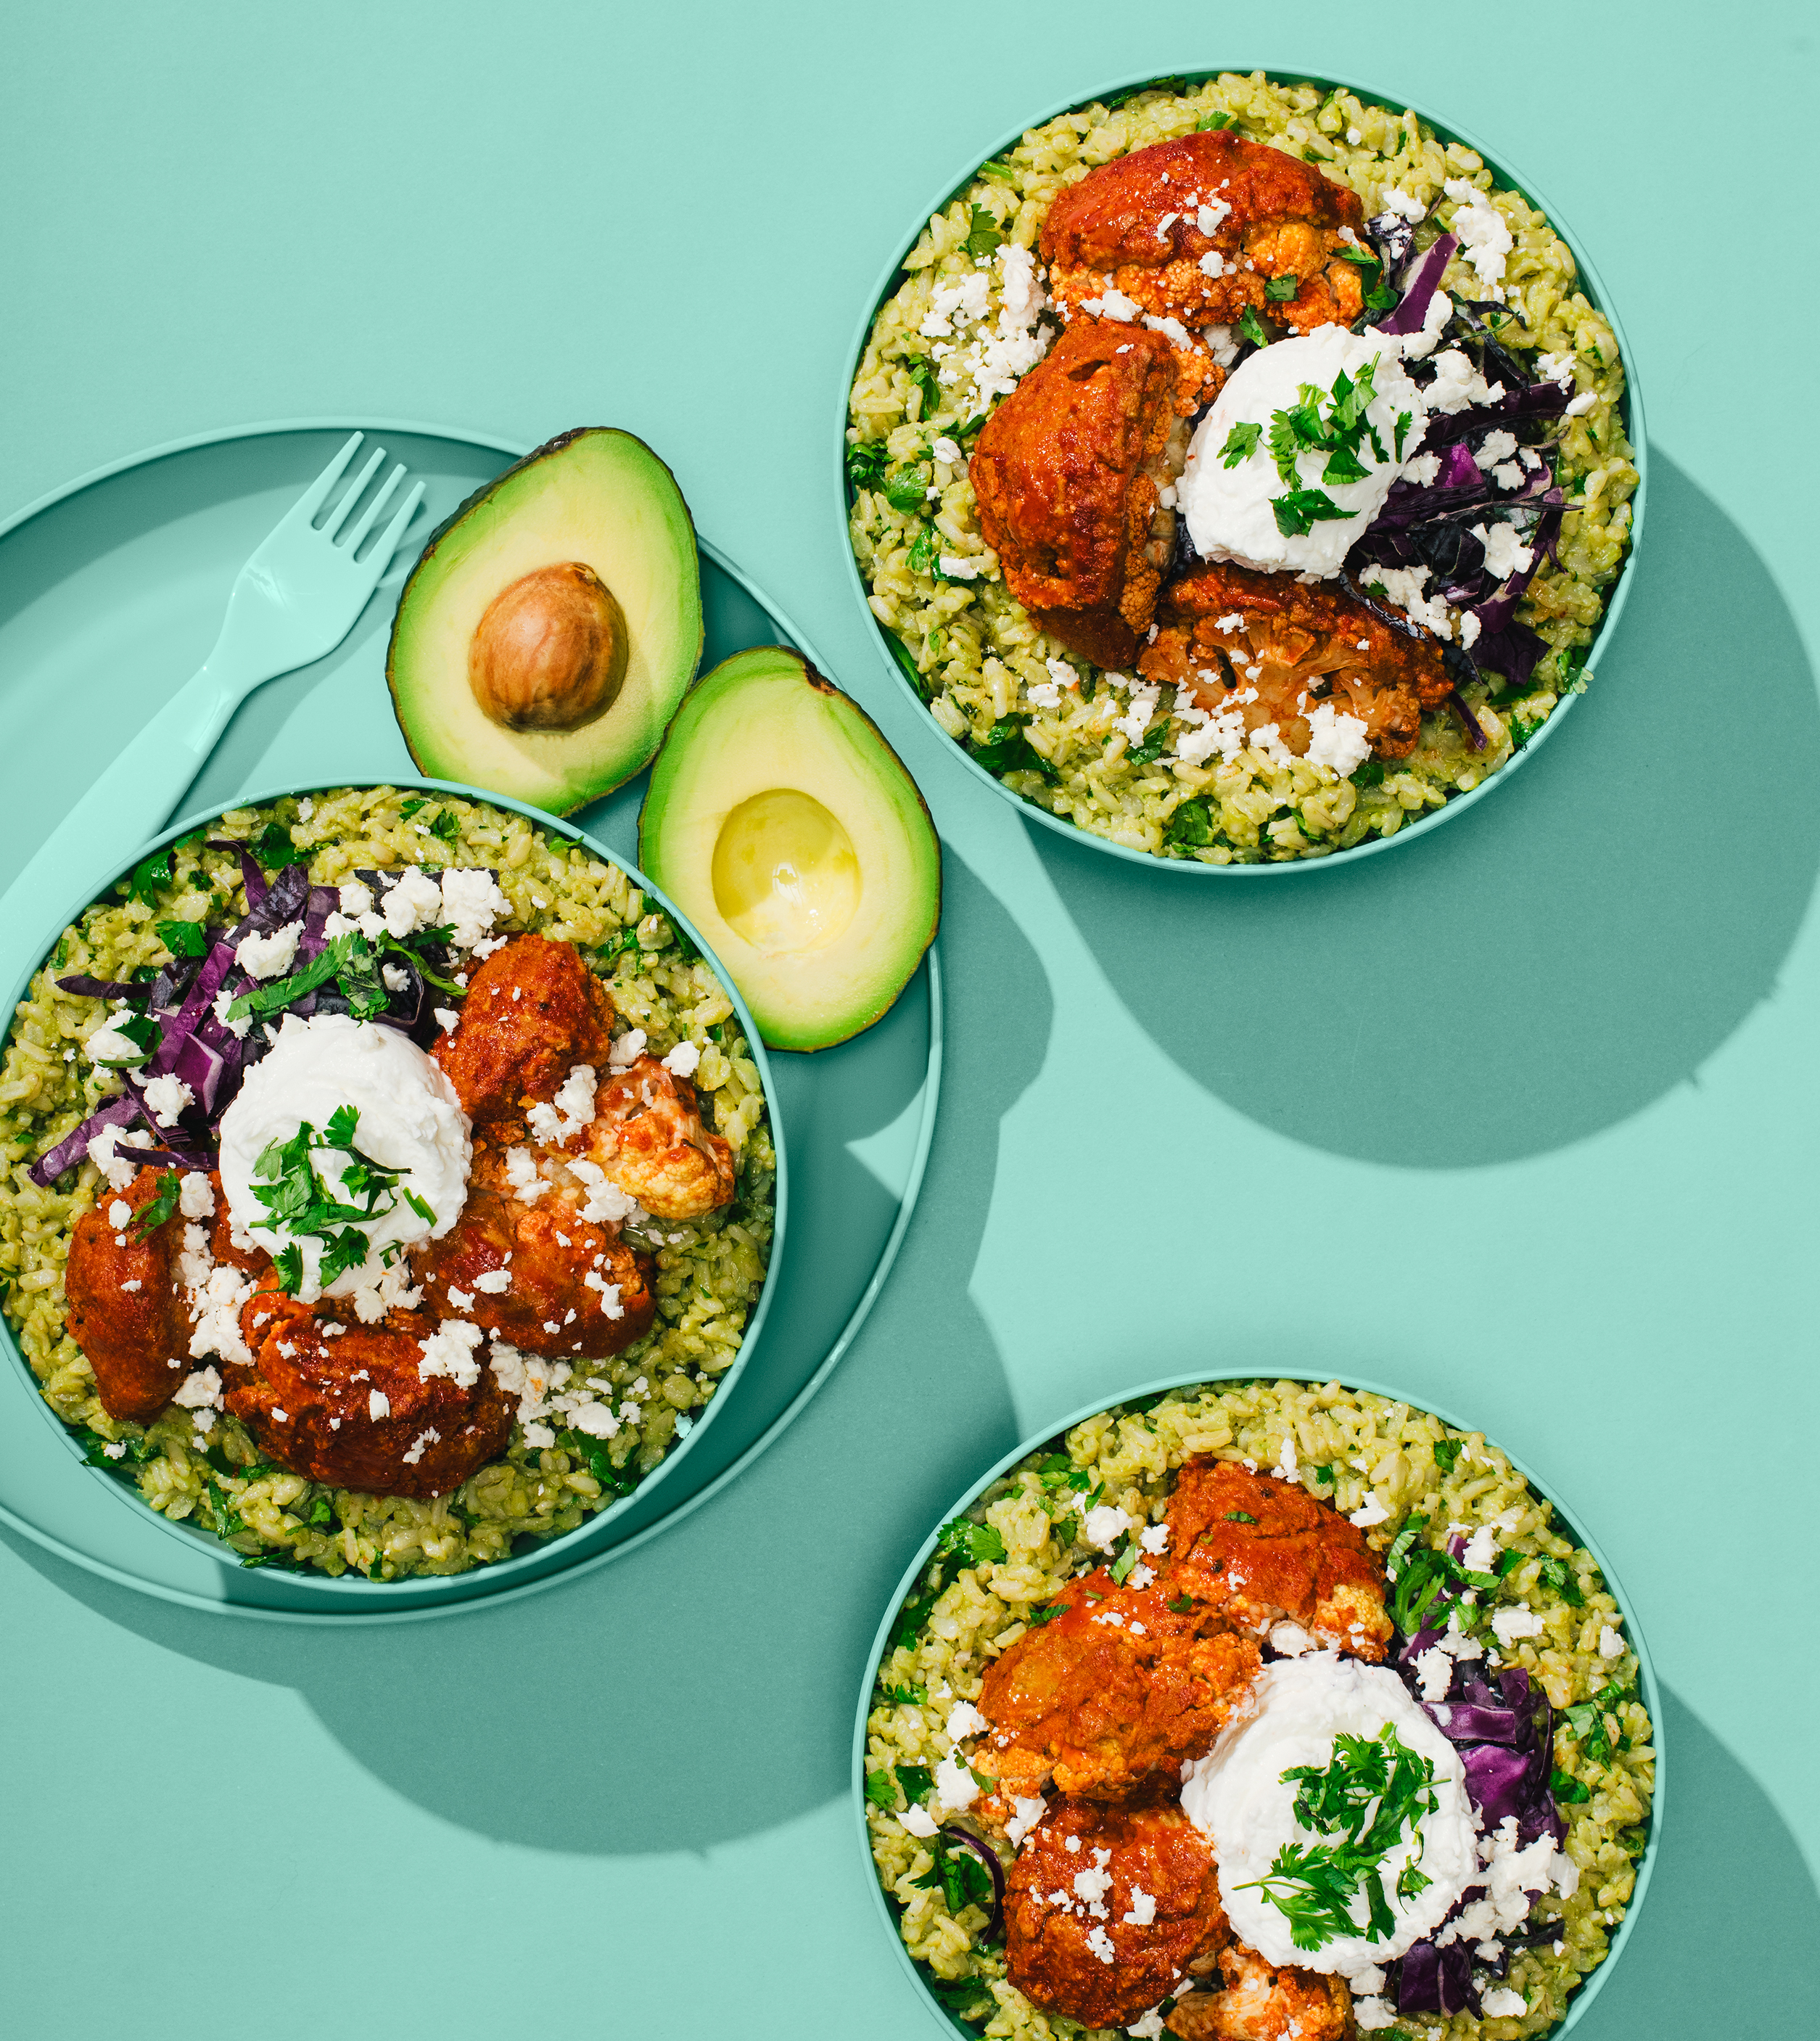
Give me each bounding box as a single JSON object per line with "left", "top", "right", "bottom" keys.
{"left": 0, "top": 850, "right": 1052, "bottom": 1854}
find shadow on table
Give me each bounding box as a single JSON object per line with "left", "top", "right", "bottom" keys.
{"left": 0, "top": 850, "right": 1050, "bottom": 1855}
{"left": 1033, "top": 452, "right": 1820, "bottom": 1167}
{"left": 1586, "top": 1686, "right": 1820, "bottom": 2035}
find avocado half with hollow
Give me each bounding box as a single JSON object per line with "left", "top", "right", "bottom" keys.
{"left": 640, "top": 649, "right": 941, "bottom": 1051}
{"left": 386, "top": 427, "right": 702, "bottom": 815}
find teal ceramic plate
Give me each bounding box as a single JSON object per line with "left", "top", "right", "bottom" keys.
{"left": 852, "top": 1368, "right": 1663, "bottom": 2038}
{"left": 0, "top": 421, "right": 942, "bottom": 1619}
{"left": 836, "top": 67, "right": 1647, "bottom": 876}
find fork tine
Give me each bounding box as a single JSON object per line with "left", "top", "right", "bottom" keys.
{"left": 292, "top": 432, "right": 365, "bottom": 523}
{"left": 343, "top": 463, "right": 408, "bottom": 554}
{"left": 319, "top": 444, "right": 387, "bottom": 541}
{"left": 366, "top": 480, "right": 427, "bottom": 578}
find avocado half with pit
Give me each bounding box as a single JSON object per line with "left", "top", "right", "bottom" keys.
{"left": 386, "top": 427, "right": 702, "bottom": 815}
{"left": 639, "top": 649, "right": 941, "bottom": 1051}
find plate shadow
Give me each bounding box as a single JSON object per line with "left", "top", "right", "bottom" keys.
{"left": 1033, "top": 453, "right": 1819, "bottom": 1167}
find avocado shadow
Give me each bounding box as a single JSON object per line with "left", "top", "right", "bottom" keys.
{"left": 1034, "top": 453, "right": 1820, "bottom": 1167}
{"left": 1581, "top": 1685, "right": 1820, "bottom": 2037}
{"left": 0, "top": 849, "right": 1049, "bottom": 1855}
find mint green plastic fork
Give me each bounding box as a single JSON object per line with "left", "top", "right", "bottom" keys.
{"left": 0, "top": 432, "right": 424, "bottom": 966}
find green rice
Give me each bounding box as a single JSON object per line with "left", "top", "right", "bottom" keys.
{"left": 865, "top": 1379, "right": 1654, "bottom": 2040}
{"left": 847, "top": 74, "right": 1637, "bottom": 863}
{"left": 0, "top": 786, "right": 775, "bottom": 1580}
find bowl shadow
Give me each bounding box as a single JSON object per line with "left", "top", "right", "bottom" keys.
{"left": 0, "top": 850, "right": 1050, "bottom": 1855}
{"left": 1032, "top": 453, "right": 1819, "bottom": 1167}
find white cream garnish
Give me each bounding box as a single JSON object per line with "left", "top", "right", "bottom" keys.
{"left": 216, "top": 1013, "right": 471, "bottom": 1301}
{"left": 1179, "top": 328, "right": 1428, "bottom": 578}
{"left": 1180, "top": 1653, "right": 1475, "bottom": 1977}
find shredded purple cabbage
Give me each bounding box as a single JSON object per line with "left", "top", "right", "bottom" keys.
{"left": 27, "top": 1097, "right": 141, "bottom": 1188}
{"left": 1374, "top": 231, "right": 1458, "bottom": 335}
{"left": 1362, "top": 210, "right": 1416, "bottom": 278}
{"left": 54, "top": 974, "right": 152, "bottom": 1003}
{"left": 1396, "top": 1938, "right": 1481, "bottom": 2018}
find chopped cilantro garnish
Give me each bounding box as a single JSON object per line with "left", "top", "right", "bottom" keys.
{"left": 894, "top": 1763, "right": 934, "bottom": 1804}
{"left": 1272, "top": 488, "right": 1351, "bottom": 538}
{"left": 1239, "top": 307, "right": 1270, "bottom": 349}
{"left": 250, "top": 820, "right": 308, "bottom": 868}
{"left": 1198, "top": 111, "right": 1239, "bottom": 131}
{"left": 1167, "top": 1593, "right": 1194, "bottom": 1614}
{"left": 399, "top": 797, "right": 429, "bottom": 819}
{"left": 156, "top": 917, "right": 211, "bottom": 958}
{"left": 1243, "top": 1725, "right": 1439, "bottom": 1951}
{"left": 122, "top": 847, "right": 174, "bottom": 908}
{"left": 906, "top": 525, "right": 939, "bottom": 578}
{"left": 429, "top": 808, "right": 460, "bottom": 845}
{"left": 963, "top": 205, "right": 1003, "bottom": 259}
{"left": 1222, "top": 1510, "right": 1257, "bottom": 1524}
{"left": 937, "top": 1514, "right": 1007, "bottom": 1569}
{"left": 1110, "top": 1543, "right": 1140, "bottom": 1585}
{"left": 971, "top": 715, "right": 1058, "bottom": 784}
{"left": 403, "top": 1188, "right": 436, "bottom": 1225}
{"left": 1310, "top": 1464, "right": 1334, "bottom": 1487}
{"left": 1028, "top": 1601, "right": 1067, "bottom": 1627}
{"left": 92, "top": 1009, "right": 160, "bottom": 1066}
{"left": 1219, "top": 421, "right": 1262, "bottom": 468}
{"left": 1264, "top": 274, "right": 1301, "bottom": 303}
{"left": 1128, "top": 726, "right": 1169, "bottom": 765}
{"left": 864, "top": 1769, "right": 899, "bottom": 1811}
{"left": 912, "top": 1831, "right": 1000, "bottom": 1918}
{"left": 907, "top": 356, "right": 942, "bottom": 421}
{"left": 883, "top": 469, "right": 929, "bottom": 514}
{"left": 128, "top": 1175, "right": 181, "bottom": 1239}
{"left": 847, "top": 440, "right": 889, "bottom": 490}
{"left": 1538, "top": 1556, "right": 1584, "bottom": 1606}
{"left": 883, "top": 1682, "right": 927, "bottom": 1707}
{"left": 1551, "top": 1768, "right": 1591, "bottom": 1804}
{"left": 1167, "top": 798, "right": 1213, "bottom": 847}
{"left": 1431, "top": 1438, "right": 1462, "bottom": 1474}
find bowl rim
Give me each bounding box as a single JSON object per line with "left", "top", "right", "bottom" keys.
{"left": 833, "top": 62, "right": 1649, "bottom": 876}
{"left": 849, "top": 1364, "right": 1665, "bottom": 2038}
{"left": 0, "top": 769, "right": 791, "bottom": 1604}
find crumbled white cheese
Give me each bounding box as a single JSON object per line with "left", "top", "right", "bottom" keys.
{"left": 503, "top": 1146, "right": 550, "bottom": 1204}
{"left": 1415, "top": 1646, "right": 1454, "bottom": 1702}
{"left": 1536, "top": 350, "right": 1577, "bottom": 391}
{"left": 1111, "top": 683, "right": 1161, "bottom": 748}
{"left": 1425, "top": 347, "right": 1502, "bottom": 415}
{"left": 1081, "top": 1504, "right": 1135, "bottom": 1553}
{"left": 1474, "top": 430, "right": 1518, "bottom": 470}
{"left": 368, "top": 1389, "right": 391, "bottom": 1421}
{"left": 1362, "top": 561, "right": 1455, "bottom": 640}
{"left": 417, "top": 1318, "right": 484, "bottom": 1389}
{"left": 1304, "top": 702, "right": 1373, "bottom": 777}
{"left": 1121, "top": 1885, "right": 1157, "bottom": 1927}
{"left": 527, "top": 1062, "right": 598, "bottom": 1146}
{"left": 380, "top": 865, "right": 445, "bottom": 938}
{"left": 439, "top": 866, "right": 510, "bottom": 951}
{"left": 607, "top": 1028, "right": 646, "bottom": 1069}
{"left": 899, "top": 1803, "right": 939, "bottom": 1839}
{"left": 141, "top": 1072, "right": 194, "bottom": 1128}
{"left": 400, "top": 1426, "right": 442, "bottom": 1466}
{"left": 234, "top": 921, "right": 302, "bottom": 982}
{"left": 1381, "top": 186, "right": 1426, "bottom": 221}
{"left": 1470, "top": 522, "right": 1536, "bottom": 582}
{"left": 1006, "top": 1793, "right": 1047, "bottom": 1848}
{"left": 1083, "top": 1923, "right": 1116, "bottom": 1966}
{"left": 938, "top": 554, "right": 983, "bottom": 580}
{"left": 107, "top": 1198, "right": 132, "bottom": 1230}
{"left": 381, "top": 963, "right": 411, "bottom": 994}
{"left": 1139, "top": 1524, "right": 1170, "bottom": 1555}
{"left": 1354, "top": 1996, "right": 1400, "bottom": 2032}
{"left": 1481, "top": 1988, "right": 1527, "bottom": 2018}
{"left": 1565, "top": 390, "right": 1598, "bottom": 417}
{"left": 1269, "top": 1621, "right": 1316, "bottom": 1656}
{"left": 662, "top": 1040, "right": 701, "bottom": 1080}
{"left": 178, "top": 1173, "right": 215, "bottom": 1220}
{"left": 212, "top": 989, "right": 252, "bottom": 1040}
{"left": 1349, "top": 1495, "right": 1391, "bottom": 1528}
{"left": 171, "top": 1365, "right": 222, "bottom": 1411}
{"left": 931, "top": 1754, "right": 979, "bottom": 1814}
{"left": 1491, "top": 1607, "right": 1546, "bottom": 1647}
{"left": 1443, "top": 178, "right": 1514, "bottom": 299}
{"left": 568, "top": 1157, "right": 638, "bottom": 1225}
{"left": 1599, "top": 1623, "right": 1626, "bottom": 1659}
{"left": 1401, "top": 451, "right": 1442, "bottom": 486}
{"left": 945, "top": 1701, "right": 988, "bottom": 1744}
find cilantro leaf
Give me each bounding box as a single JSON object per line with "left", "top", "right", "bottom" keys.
{"left": 1219, "top": 420, "right": 1262, "bottom": 468}
{"left": 1431, "top": 1438, "right": 1463, "bottom": 1474}
{"left": 1264, "top": 274, "right": 1300, "bottom": 303}
{"left": 123, "top": 847, "right": 174, "bottom": 908}
{"left": 1539, "top": 1555, "right": 1584, "bottom": 1606}
{"left": 1272, "top": 488, "right": 1351, "bottom": 538}
{"left": 864, "top": 1769, "right": 899, "bottom": 1811}
{"left": 156, "top": 918, "right": 211, "bottom": 958}
{"left": 971, "top": 715, "right": 1058, "bottom": 784}
{"left": 883, "top": 469, "right": 930, "bottom": 514}
{"left": 907, "top": 356, "right": 942, "bottom": 421}
{"left": 429, "top": 808, "right": 461, "bottom": 845}
{"left": 894, "top": 1764, "right": 934, "bottom": 1804}
{"left": 399, "top": 797, "right": 429, "bottom": 819}
{"left": 1239, "top": 307, "right": 1270, "bottom": 349}
{"left": 1222, "top": 1510, "right": 1256, "bottom": 1524}
{"left": 251, "top": 820, "right": 308, "bottom": 868}
{"left": 1129, "top": 726, "right": 1169, "bottom": 765}
{"left": 1551, "top": 1768, "right": 1591, "bottom": 1804}
{"left": 1110, "top": 1543, "right": 1140, "bottom": 1585}
{"left": 1167, "top": 798, "right": 1213, "bottom": 847}
{"left": 963, "top": 205, "right": 1003, "bottom": 259}
{"left": 938, "top": 1515, "right": 1007, "bottom": 1569}
{"left": 323, "top": 1104, "right": 360, "bottom": 1149}
{"left": 847, "top": 440, "right": 889, "bottom": 490}
{"left": 883, "top": 1682, "right": 927, "bottom": 1707}
{"left": 128, "top": 1175, "right": 181, "bottom": 1239}
{"left": 1198, "top": 111, "right": 1239, "bottom": 132}
{"left": 1028, "top": 1601, "right": 1067, "bottom": 1627}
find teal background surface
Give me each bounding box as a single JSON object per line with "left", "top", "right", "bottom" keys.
{"left": 2, "top": 4, "right": 1815, "bottom": 2037}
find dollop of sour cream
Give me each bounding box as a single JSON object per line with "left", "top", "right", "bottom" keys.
{"left": 217, "top": 1013, "right": 471, "bottom": 1301}
{"left": 1179, "top": 327, "right": 1429, "bottom": 578}
{"left": 1180, "top": 1653, "right": 1476, "bottom": 1976}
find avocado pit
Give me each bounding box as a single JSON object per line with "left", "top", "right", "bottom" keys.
{"left": 467, "top": 561, "right": 627, "bottom": 732}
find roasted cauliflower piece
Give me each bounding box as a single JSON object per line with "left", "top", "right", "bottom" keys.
{"left": 1042, "top": 128, "right": 1367, "bottom": 411}
{"left": 979, "top": 1567, "right": 1261, "bottom": 1801}
{"left": 1005, "top": 1797, "right": 1227, "bottom": 2031}
{"left": 1138, "top": 559, "right": 1453, "bottom": 762}
{"left": 1161, "top": 1458, "right": 1393, "bottom": 1659}
{"left": 568, "top": 1056, "right": 736, "bottom": 1223}
{"left": 970, "top": 319, "right": 1185, "bottom": 670}
{"left": 1166, "top": 1939, "right": 1353, "bottom": 2040}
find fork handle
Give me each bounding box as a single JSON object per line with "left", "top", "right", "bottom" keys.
{"left": 0, "top": 657, "right": 247, "bottom": 979}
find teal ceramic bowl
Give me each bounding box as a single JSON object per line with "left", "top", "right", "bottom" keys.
{"left": 836, "top": 67, "right": 1647, "bottom": 876}
{"left": 852, "top": 1367, "right": 1663, "bottom": 2037}
{"left": 0, "top": 774, "right": 788, "bottom": 1609}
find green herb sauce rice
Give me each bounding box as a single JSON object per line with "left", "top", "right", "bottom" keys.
{"left": 0, "top": 787, "right": 775, "bottom": 1580}
{"left": 865, "top": 1380, "right": 1654, "bottom": 2040}
{"left": 847, "top": 75, "right": 1636, "bottom": 863}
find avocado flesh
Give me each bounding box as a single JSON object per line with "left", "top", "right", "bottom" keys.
{"left": 640, "top": 648, "right": 940, "bottom": 1051}
{"left": 386, "top": 428, "right": 702, "bottom": 815}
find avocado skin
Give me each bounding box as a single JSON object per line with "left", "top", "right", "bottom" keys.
{"left": 640, "top": 647, "right": 941, "bottom": 1052}
{"left": 384, "top": 427, "right": 704, "bottom": 815}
